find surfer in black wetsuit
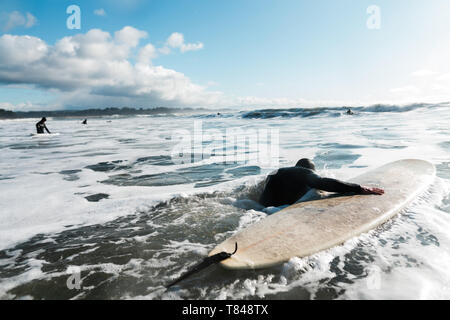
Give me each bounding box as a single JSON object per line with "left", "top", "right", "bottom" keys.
{"left": 35, "top": 117, "right": 51, "bottom": 134}
{"left": 259, "top": 158, "right": 384, "bottom": 207}
{"left": 346, "top": 108, "right": 354, "bottom": 115}
{"left": 82, "top": 119, "right": 87, "bottom": 125}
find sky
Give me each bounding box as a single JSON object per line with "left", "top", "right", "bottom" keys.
{"left": 1, "top": 0, "right": 450, "bottom": 111}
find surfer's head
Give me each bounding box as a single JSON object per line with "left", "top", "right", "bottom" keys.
{"left": 295, "top": 158, "right": 316, "bottom": 171}
{"left": 41, "top": 117, "right": 47, "bottom": 122}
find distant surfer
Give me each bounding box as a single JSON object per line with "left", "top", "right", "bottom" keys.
{"left": 346, "top": 108, "right": 354, "bottom": 115}
{"left": 35, "top": 117, "right": 51, "bottom": 134}
{"left": 82, "top": 119, "right": 87, "bottom": 125}
{"left": 259, "top": 158, "right": 384, "bottom": 207}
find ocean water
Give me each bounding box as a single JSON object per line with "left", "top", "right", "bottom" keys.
{"left": 0, "top": 104, "right": 449, "bottom": 300}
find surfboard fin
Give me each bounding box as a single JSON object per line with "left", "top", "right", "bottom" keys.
{"left": 165, "top": 242, "right": 238, "bottom": 289}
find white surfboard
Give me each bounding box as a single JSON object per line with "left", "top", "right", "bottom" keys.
{"left": 31, "top": 133, "right": 60, "bottom": 138}
{"left": 209, "top": 159, "right": 436, "bottom": 269}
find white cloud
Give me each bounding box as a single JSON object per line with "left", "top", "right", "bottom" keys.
{"left": 163, "top": 32, "right": 204, "bottom": 54}
{"left": 436, "top": 73, "right": 450, "bottom": 82}
{"left": 94, "top": 8, "right": 107, "bottom": 17}
{"left": 166, "top": 32, "right": 184, "bottom": 48}
{"left": 430, "top": 84, "right": 446, "bottom": 91}
{"left": 0, "top": 101, "right": 37, "bottom": 111}
{"left": 0, "top": 11, "right": 37, "bottom": 31}
{"left": 0, "top": 34, "right": 48, "bottom": 65}
{"left": 24, "top": 13, "right": 37, "bottom": 28}
{"left": 389, "top": 68, "right": 450, "bottom": 103}
{"left": 158, "top": 46, "right": 171, "bottom": 55}
{"left": 390, "top": 85, "right": 420, "bottom": 94}
{"left": 137, "top": 44, "right": 157, "bottom": 65}
{"left": 411, "top": 69, "right": 438, "bottom": 77}
{"left": 115, "top": 26, "right": 148, "bottom": 47}
{"left": 0, "top": 27, "right": 221, "bottom": 109}
{"left": 206, "top": 81, "right": 219, "bottom": 87}
{"left": 180, "top": 42, "right": 204, "bottom": 53}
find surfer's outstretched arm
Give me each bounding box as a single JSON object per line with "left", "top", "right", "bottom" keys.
{"left": 44, "top": 125, "right": 51, "bottom": 134}
{"left": 304, "top": 173, "right": 368, "bottom": 193}
{"left": 306, "top": 173, "right": 384, "bottom": 195}
{"left": 306, "top": 175, "right": 361, "bottom": 193}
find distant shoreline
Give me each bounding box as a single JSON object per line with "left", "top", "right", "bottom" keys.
{"left": 1, "top": 102, "right": 446, "bottom": 120}
{"left": 0, "top": 107, "right": 212, "bottom": 119}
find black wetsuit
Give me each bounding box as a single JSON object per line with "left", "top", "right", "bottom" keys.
{"left": 259, "top": 167, "right": 363, "bottom": 207}
{"left": 36, "top": 121, "right": 50, "bottom": 134}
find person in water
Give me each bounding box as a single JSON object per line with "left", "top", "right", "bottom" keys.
{"left": 35, "top": 117, "right": 51, "bottom": 134}
{"left": 82, "top": 119, "right": 87, "bottom": 125}
{"left": 259, "top": 158, "right": 384, "bottom": 207}
{"left": 346, "top": 108, "right": 354, "bottom": 115}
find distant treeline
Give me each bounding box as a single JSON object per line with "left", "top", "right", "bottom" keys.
{"left": 0, "top": 107, "right": 207, "bottom": 119}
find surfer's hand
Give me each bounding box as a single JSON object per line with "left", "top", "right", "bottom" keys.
{"left": 361, "top": 186, "right": 384, "bottom": 195}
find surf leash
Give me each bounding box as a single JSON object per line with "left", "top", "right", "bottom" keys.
{"left": 165, "top": 242, "right": 238, "bottom": 289}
